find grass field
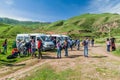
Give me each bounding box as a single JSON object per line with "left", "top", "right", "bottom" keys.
{"left": 21, "top": 64, "right": 81, "bottom": 80}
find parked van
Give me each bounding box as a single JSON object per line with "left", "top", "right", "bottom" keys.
{"left": 30, "top": 33, "right": 55, "bottom": 51}
{"left": 16, "top": 33, "right": 55, "bottom": 51}
{"left": 16, "top": 34, "right": 30, "bottom": 42}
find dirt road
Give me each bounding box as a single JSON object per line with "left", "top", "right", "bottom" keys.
{"left": 0, "top": 44, "right": 120, "bottom": 80}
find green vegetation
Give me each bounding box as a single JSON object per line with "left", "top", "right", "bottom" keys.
{"left": 113, "top": 48, "right": 120, "bottom": 56}
{"left": 21, "top": 65, "right": 81, "bottom": 80}
{"left": 96, "top": 67, "right": 120, "bottom": 77}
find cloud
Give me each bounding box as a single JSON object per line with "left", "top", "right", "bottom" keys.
{"left": 0, "top": 15, "right": 32, "bottom": 21}
{"left": 88, "top": 0, "right": 120, "bottom": 14}
{"left": 0, "top": 6, "right": 33, "bottom": 21}
{"left": 4, "top": 0, "right": 14, "bottom": 5}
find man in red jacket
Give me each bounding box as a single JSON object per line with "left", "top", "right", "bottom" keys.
{"left": 37, "top": 39, "right": 43, "bottom": 59}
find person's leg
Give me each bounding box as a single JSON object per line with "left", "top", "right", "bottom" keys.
{"left": 85, "top": 47, "right": 87, "bottom": 57}
{"left": 77, "top": 44, "right": 78, "bottom": 50}
{"left": 86, "top": 46, "right": 88, "bottom": 57}
{"left": 34, "top": 48, "right": 37, "bottom": 57}
{"left": 57, "top": 49, "right": 59, "bottom": 58}
{"left": 38, "top": 48, "right": 42, "bottom": 59}
{"left": 84, "top": 46, "right": 88, "bottom": 57}
{"left": 38, "top": 48, "right": 40, "bottom": 59}
{"left": 3, "top": 46, "right": 6, "bottom": 54}
{"left": 66, "top": 48, "right": 68, "bottom": 56}
{"left": 31, "top": 48, "right": 34, "bottom": 57}
{"left": 3, "top": 47, "right": 5, "bottom": 54}
{"left": 70, "top": 45, "right": 72, "bottom": 50}
{"left": 64, "top": 48, "right": 66, "bottom": 56}
{"left": 39, "top": 49, "right": 42, "bottom": 59}
{"left": 107, "top": 45, "right": 109, "bottom": 51}
{"left": 59, "top": 49, "right": 61, "bottom": 58}
{"left": 65, "top": 48, "right": 68, "bottom": 56}
{"left": 107, "top": 45, "right": 110, "bottom": 52}
{"left": 108, "top": 45, "right": 110, "bottom": 52}
{"left": 58, "top": 49, "right": 60, "bottom": 58}
{"left": 78, "top": 44, "right": 80, "bottom": 50}
{"left": 6, "top": 46, "right": 7, "bottom": 53}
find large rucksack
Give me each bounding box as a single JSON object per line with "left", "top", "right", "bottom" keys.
{"left": 82, "top": 40, "right": 87, "bottom": 46}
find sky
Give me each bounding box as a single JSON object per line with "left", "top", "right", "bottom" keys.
{"left": 0, "top": 0, "right": 120, "bottom": 22}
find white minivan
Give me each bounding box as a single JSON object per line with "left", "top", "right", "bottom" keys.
{"left": 16, "top": 33, "right": 55, "bottom": 51}
{"left": 16, "top": 34, "right": 30, "bottom": 42}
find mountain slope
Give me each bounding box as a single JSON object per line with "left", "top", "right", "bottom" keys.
{"left": 1, "top": 13, "right": 120, "bottom": 38}
{"left": 0, "top": 17, "right": 50, "bottom": 27}
{"left": 44, "top": 13, "right": 120, "bottom": 37}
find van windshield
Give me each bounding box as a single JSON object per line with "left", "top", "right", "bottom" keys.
{"left": 41, "top": 36, "right": 51, "bottom": 41}
{"left": 25, "top": 37, "right": 30, "bottom": 42}
{"left": 17, "top": 36, "right": 24, "bottom": 41}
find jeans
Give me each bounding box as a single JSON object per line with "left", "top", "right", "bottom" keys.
{"left": 84, "top": 46, "right": 88, "bottom": 57}
{"left": 64, "top": 47, "right": 68, "bottom": 56}
{"left": 107, "top": 45, "right": 110, "bottom": 52}
{"left": 57, "top": 48, "right": 61, "bottom": 58}
{"left": 31, "top": 48, "right": 36, "bottom": 57}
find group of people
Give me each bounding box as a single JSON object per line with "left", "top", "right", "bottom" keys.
{"left": 106, "top": 37, "right": 116, "bottom": 52}
{"left": 7, "top": 38, "right": 43, "bottom": 59}
{"left": 4, "top": 37, "right": 115, "bottom": 59}
{"left": 0, "top": 37, "right": 95, "bottom": 59}
{"left": 56, "top": 37, "right": 95, "bottom": 58}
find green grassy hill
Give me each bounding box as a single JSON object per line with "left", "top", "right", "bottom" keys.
{"left": 0, "top": 18, "right": 50, "bottom": 38}
{"left": 44, "top": 13, "right": 120, "bottom": 38}
{"left": 0, "top": 23, "right": 41, "bottom": 38}
{"left": 1, "top": 13, "right": 120, "bottom": 38}
{"left": 0, "top": 17, "right": 50, "bottom": 27}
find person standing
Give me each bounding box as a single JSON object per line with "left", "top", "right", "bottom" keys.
{"left": 25, "top": 41, "right": 31, "bottom": 56}
{"left": 16, "top": 40, "right": 22, "bottom": 56}
{"left": 64, "top": 39, "right": 68, "bottom": 56}
{"left": 110, "top": 37, "right": 116, "bottom": 51}
{"left": 76, "top": 39, "right": 80, "bottom": 50}
{"left": 37, "top": 39, "right": 43, "bottom": 59}
{"left": 106, "top": 38, "right": 111, "bottom": 52}
{"left": 56, "top": 40, "right": 62, "bottom": 58}
{"left": 69, "top": 39, "right": 73, "bottom": 50}
{"left": 31, "top": 39, "right": 36, "bottom": 58}
{"left": 82, "top": 38, "right": 89, "bottom": 57}
{"left": 91, "top": 38, "right": 95, "bottom": 47}
{"left": 2, "top": 39, "right": 7, "bottom": 54}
